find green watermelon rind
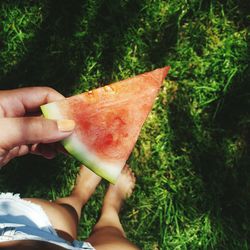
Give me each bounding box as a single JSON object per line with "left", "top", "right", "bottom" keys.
{"left": 62, "top": 136, "right": 121, "bottom": 184}
{"left": 41, "top": 104, "right": 121, "bottom": 184}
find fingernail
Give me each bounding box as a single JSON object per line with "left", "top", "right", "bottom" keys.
{"left": 57, "top": 119, "right": 75, "bottom": 132}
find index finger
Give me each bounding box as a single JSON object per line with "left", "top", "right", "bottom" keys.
{"left": 0, "top": 87, "right": 65, "bottom": 117}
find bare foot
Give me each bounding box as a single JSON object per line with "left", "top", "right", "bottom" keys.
{"left": 102, "top": 164, "right": 136, "bottom": 213}
{"left": 55, "top": 165, "right": 102, "bottom": 223}
{"left": 71, "top": 165, "right": 102, "bottom": 202}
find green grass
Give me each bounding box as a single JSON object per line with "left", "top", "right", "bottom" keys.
{"left": 0, "top": 0, "right": 249, "bottom": 249}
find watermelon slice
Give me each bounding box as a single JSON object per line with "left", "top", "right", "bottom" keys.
{"left": 41, "top": 66, "right": 170, "bottom": 183}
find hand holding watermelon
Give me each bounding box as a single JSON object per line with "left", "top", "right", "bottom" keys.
{"left": 0, "top": 67, "right": 170, "bottom": 178}
{"left": 0, "top": 87, "right": 75, "bottom": 168}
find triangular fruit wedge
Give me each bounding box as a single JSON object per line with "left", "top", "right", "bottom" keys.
{"left": 41, "top": 66, "right": 170, "bottom": 183}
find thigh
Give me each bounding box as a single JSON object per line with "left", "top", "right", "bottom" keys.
{"left": 24, "top": 198, "right": 78, "bottom": 241}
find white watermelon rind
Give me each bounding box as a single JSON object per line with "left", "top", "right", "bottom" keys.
{"left": 41, "top": 103, "right": 122, "bottom": 184}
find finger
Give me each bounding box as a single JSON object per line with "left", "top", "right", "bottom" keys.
{"left": 0, "top": 87, "right": 64, "bottom": 117}
{"left": 0, "top": 146, "right": 22, "bottom": 166}
{"left": 2, "top": 147, "right": 20, "bottom": 165}
{"left": 0, "top": 145, "right": 29, "bottom": 168}
{"left": 18, "top": 145, "right": 30, "bottom": 156}
{"left": 1, "top": 144, "right": 41, "bottom": 166}
{"left": 0, "top": 117, "right": 75, "bottom": 149}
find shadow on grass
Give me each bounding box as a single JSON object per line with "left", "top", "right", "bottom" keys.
{"left": 168, "top": 47, "right": 250, "bottom": 248}
{"left": 147, "top": 12, "right": 179, "bottom": 67}
{"left": 0, "top": 0, "right": 85, "bottom": 93}
{"left": 0, "top": 155, "right": 59, "bottom": 197}
{"left": 0, "top": 0, "right": 146, "bottom": 92}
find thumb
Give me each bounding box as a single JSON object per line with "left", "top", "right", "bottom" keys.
{"left": 0, "top": 117, "right": 75, "bottom": 149}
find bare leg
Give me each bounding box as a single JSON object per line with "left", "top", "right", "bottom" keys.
{"left": 25, "top": 165, "right": 101, "bottom": 241}
{"left": 87, "top": 164, "right": 139, "bottom": 250}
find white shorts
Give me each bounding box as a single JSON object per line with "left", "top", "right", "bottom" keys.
{"left": 0, "top": 193, "right": 95, "bottom": 250}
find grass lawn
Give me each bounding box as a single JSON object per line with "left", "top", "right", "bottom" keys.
{"left": 0, "top": 0, "right": 250, "bottom": 249}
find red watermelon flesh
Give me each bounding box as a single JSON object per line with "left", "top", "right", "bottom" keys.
{"left": 41, "top": 66, "right": 170, "bottom": 183}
